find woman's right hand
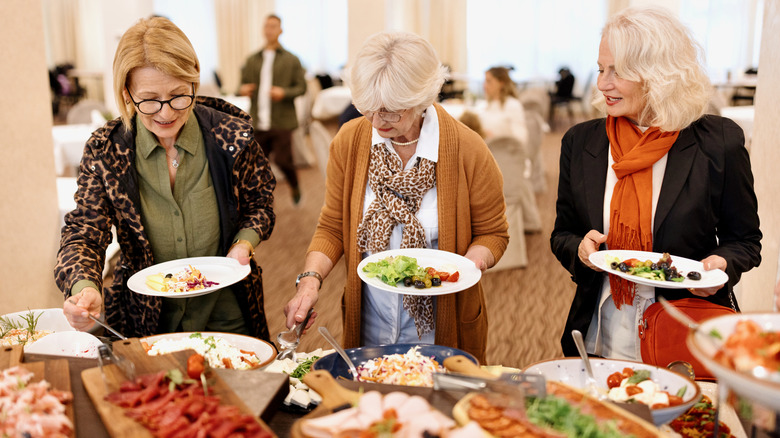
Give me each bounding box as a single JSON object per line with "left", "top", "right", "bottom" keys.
{"left": 63, "top": 287, "right": 102, "bottom": 331}
{"left": 579, "top": 230, "right": 607, "bottom": 271}
{"left": 284, "top": 278, "right": 319, "bottom": 330}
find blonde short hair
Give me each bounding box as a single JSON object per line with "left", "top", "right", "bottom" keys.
{"left": 345, "top": 32, "right": 447, "bottom": 116}
{"left": 113, "top": 17, "right": 200, "bottom": 130}
{"left": 593, "top": 7, "right": 711, "bottom": 131}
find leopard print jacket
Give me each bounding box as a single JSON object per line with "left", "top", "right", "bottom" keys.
{"left": 54, "top": 96, "right": 276, "bottom": 340}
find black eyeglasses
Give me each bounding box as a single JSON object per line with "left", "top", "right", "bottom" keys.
{"left": 126, "top": 83, "right": 195, "bottom": 115}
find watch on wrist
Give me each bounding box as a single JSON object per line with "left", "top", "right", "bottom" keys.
{"left": 296, "top": 271, "right": 323, "bottom": 289}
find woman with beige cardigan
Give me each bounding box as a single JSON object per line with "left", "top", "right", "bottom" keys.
{"left": 284, "top": 32, "right": 508, "bottom": 363}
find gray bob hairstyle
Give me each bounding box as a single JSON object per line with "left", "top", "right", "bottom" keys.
{"left": 593, "top": 7, "right": 712, "bottom": 131}
{"left": 345, "top": 31, "right": 448, "bottom": 115}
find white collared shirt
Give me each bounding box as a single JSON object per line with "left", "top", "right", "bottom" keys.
{"left": 361, "top": 105, "right": 440, "bottom": 346}
{"left": 585, "top": 132, "right": 669, "bottom": 360}
{"left": 257, "top": 49, "right": 275, "bottom": 131}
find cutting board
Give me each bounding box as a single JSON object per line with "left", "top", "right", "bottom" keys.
{"left": 1, "top": 344, "right": 75, "bottom": 437}
{"left": 81, "top": 338, "right": 277, "bottom": 438}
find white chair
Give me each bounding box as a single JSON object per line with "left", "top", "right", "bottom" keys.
{"left": 487, "top": 136, "right": 541, "bottom": 270}
{"left": 65, "top": 100, "right": 108, "bottom": 125}
{"left": 524, "top": 111, "right": 547, "bottom": 195}
{"left": 309, "top": 120, "right": 333, "bottom": 177}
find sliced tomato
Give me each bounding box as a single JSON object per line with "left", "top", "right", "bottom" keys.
{"left": 426, "top": 267, "right": 437, "bottom": 277}
{"left": 437, "top": 271, "right": 450, "bottom": 281}
{"left": 622, "top": 258, "right": 641, "bottom": 267}
{"left": 187, "top": 353, "right": 205, "bottom": 379}
{"left": 447, "top": 271, "right": 459, "bottom": 282}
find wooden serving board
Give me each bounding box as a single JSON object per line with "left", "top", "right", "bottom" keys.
{"left": 1, "top": 344, "right": 75, "bottom": 437}
{"left": 81, "top": 338, "right": 276, "bottom": 438}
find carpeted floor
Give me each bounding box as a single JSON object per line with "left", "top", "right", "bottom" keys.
{"left": 258, "top": 127, "right": 576, "bottom": 369}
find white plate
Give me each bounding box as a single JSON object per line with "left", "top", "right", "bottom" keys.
{"left": 687, "top": 313, "right": 780, "bottom": 411}
{"left": 522, "top": 357, "right": 701, "bottom": 425}
{"left": 141, "top": 332, "right": 276, "bottom": 369}
{"left": 1, "top": 308, "right": 75, "bottom": 332}
{"left": 357, "top": 248, "right": 481, "bottom": 296}
{"left": 23, "top": 331, "right": 102, "bottom": 358}
{"left": 128, "top": 256, "right": 251, "bottom": 298}
{"left": 589, "top": 250, "right": 728, "bottom": 289}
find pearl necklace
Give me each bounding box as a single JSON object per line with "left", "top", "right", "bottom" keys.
{"left": 390, "top": 138, "right": 419, "bottom": 146}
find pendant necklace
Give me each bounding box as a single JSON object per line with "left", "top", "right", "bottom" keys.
{"left": 166, "top": 147, "right": 180, "bottom": 168}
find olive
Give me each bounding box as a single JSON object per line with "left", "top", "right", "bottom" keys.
{"left": 431, "top": 276, "right": 442, "bottom": 287}
{"left": 414, "top": 280, "right": 425, "bottom": 289}
{"left": 650, "top": 263, "right": 658, "bottom": 270}
{"left": 687, "top": 271, "right": 702, "bottom": 281}
{"left": 618, "top": 262, "right": 629, "bottom": 272}
{"left": 659, "top": 262, "right": 669, "bottom": 270}
{"left": 403, "top": 277, "right": 413, "bottom": 287}
{"left": 411, "top": 276, "right": 421, "bottom": 283}
{"left": 423, "top": 278, "right": 432, "bottom": 288}
{"left": 165, "top": 273, "right": 173, "bottom": 278}
{"left": 610, "top": 261, "right": 619, "bottom": 270}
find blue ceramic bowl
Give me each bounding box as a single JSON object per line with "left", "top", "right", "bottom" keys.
{"left": 312, "top": 343, "right": 477, "bottom": 382}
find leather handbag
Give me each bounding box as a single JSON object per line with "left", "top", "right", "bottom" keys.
{"left": 639, "top": 297, "right": 735, "bottom": 380}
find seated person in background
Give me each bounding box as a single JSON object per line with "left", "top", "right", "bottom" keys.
{"left": 481, "top": 66, "right": 529, "bottom": 145}
{"left": 458, "top": 111, "right": 485, "bottom": 139}
{"left": 338, "top": 102, "right": 362, "bottom": 128}
{"left": 551, "top": 67, "right": 575, "bottom": 102}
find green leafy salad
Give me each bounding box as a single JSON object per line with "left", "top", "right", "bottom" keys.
{"left": 362, "top": 255, "right": 427, "bottom": 286}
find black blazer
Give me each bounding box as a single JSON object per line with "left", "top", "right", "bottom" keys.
{"left": 550, "top": 116, "right": 762, "bottom": 356}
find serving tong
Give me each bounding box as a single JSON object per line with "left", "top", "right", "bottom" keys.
{"left": 96, "top": 344, "right": 136, "bottom": 393}
{"left": 436, "top": 355, "right": 546, "bottom": 402}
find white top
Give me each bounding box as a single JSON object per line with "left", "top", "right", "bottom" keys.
{"left": 480, "top": 96, "right": 529, "bottom": 146}
{"left": 257, "top": 49, "right": 275, "bottom": 131}
{"left": 361, "top": 105, "right": 440, "bottom": 346}
{"left": 585, "top": 133, "right": 669, "bottom": 360}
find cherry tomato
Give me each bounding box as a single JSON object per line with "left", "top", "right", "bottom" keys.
{"left": 187, "top": 353, "right": 205, "bottom": 379}
{"left": 447, "top": 271, "right": 459, "bottom": 282}
{"left": 606, "top": 371, "right": 623, "bottom": 389}
{"left": 622, "top": 258, "right": 641, "bottom": 267}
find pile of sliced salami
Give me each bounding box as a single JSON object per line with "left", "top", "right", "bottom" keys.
{"left": 106, "top": 370, "right": 271, "bottom": 438}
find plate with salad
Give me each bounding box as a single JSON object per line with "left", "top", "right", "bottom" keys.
{"left": 357, "top": 248, "right": 481, "bottom": 295}
{"left": 589, "top": 250, "right": 728, "bottom": 289}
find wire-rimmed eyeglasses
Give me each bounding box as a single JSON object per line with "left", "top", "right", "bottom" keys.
{"left": 126, "top": 83, "right": 195, "bottom": 115}
{"left": 362, "top": 109, "right": 403, "bottom": 123}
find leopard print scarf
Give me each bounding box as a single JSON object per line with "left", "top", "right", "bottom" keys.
{"left": 357, "top": 142, "right": 437, "bottom": 338}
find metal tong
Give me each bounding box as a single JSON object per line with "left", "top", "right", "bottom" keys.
{"left": 96, "top": 344, "right": 136, "bottom": 392}
{"left": 433, "top": 371, "right": 546, "bottom": 400}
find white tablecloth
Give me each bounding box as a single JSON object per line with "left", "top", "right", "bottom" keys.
{"left": 52, "top": 124, "right": 96, "bottom": 176}
{"left": 720, "top": 105, "right": 754, "bottom": 148}
{"left": 311, "top": 86, "right": 352, "bottom": 120}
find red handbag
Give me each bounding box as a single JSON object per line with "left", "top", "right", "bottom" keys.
{"left": 639, "top": 297, "right": 735, "bottom": 380}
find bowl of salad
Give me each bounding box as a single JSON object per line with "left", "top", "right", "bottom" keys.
{"left": 312, "top": 343, "right": 478, "bottom": 386}
{"left": 523, "top": 357, "right": 701, "bottom": 425}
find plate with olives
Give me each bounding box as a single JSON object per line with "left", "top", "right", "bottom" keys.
{"left": 357, "top": 248, "right": 481, "bottom": 296}
{"left": 589, "top": 250, "right": 729, "bottom": 289}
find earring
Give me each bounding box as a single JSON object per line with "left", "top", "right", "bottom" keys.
{"left": 125, "top": 100, "right": 130, "bottom": 104}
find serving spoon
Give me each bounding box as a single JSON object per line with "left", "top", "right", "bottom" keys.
{"left": 318, "top": 326, "right": 358, "bottom": 381}
{"left": 571, "top": 329, "right": 605, "bottom": 400}
{"left": 276, "top": 307, "right": 313, "bottom": 361}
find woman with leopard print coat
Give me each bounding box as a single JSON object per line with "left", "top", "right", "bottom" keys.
{"left": 55, "top": 17, "right": 276, "bottom": 340}
{"left": 284, "top": 32, "right": 509, "bottom": 364}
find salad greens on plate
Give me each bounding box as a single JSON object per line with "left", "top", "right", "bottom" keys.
{"left": 361, "top": 255, "right": 427, "bottom": 287}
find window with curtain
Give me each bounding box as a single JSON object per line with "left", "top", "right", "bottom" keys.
{"left": 679, "top": 0, "right": 764, "bottom": 82}
{"left": 465, "top": 0, "right": 607, "bottom": 97}
{"left": 275, "top": 0, "right": 349, "bottom": 78}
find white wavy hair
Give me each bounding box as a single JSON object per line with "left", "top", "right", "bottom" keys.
{"left": 593, "top": 7, "right": 712, "bottom": 131}
{"left": 344, "top": 31, "right": 448, "bottom": 116}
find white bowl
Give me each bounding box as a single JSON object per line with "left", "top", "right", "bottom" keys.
{"left": 23, "top": 331, "right": 102, "bottom": 358}
{"left": 2, "top": 308, "right": 75, "bottom": 332}
{"left": 523, "top": 357, "right": 701, "bottom": 425}
{"left": 687, "top": 313, "right": 780, "bottom": 411}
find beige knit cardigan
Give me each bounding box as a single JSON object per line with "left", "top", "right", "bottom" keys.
{"left": 307, "top": 103, "right": 509, "bottom": 364}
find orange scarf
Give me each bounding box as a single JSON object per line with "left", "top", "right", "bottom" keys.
{"left": 605, "top": 116, "right": 679, "bottom": 308}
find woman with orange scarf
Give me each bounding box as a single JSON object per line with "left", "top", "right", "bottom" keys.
{"left": 551, "top": 7, "right": 761, "bottom": 359}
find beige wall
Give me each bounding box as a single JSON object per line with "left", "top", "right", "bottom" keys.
{"left": 0, "top": 2, "right": 65, "bottom": 314}
{"left": 739, "top": 1, "right": 780, "bottom": 311}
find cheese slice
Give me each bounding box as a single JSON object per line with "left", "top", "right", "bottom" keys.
{"left": 145, "top": 274, "right": 168, "bottom": 292}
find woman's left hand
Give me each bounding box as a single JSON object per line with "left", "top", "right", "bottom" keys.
{"left": 688, "top": 255, "right": 727, "bottom": 297}
{"left": 464, "top": 245, "right": 495, "bottom": 272}
{"left": 227, "top": 241, "right": 253, "bottom": 265}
